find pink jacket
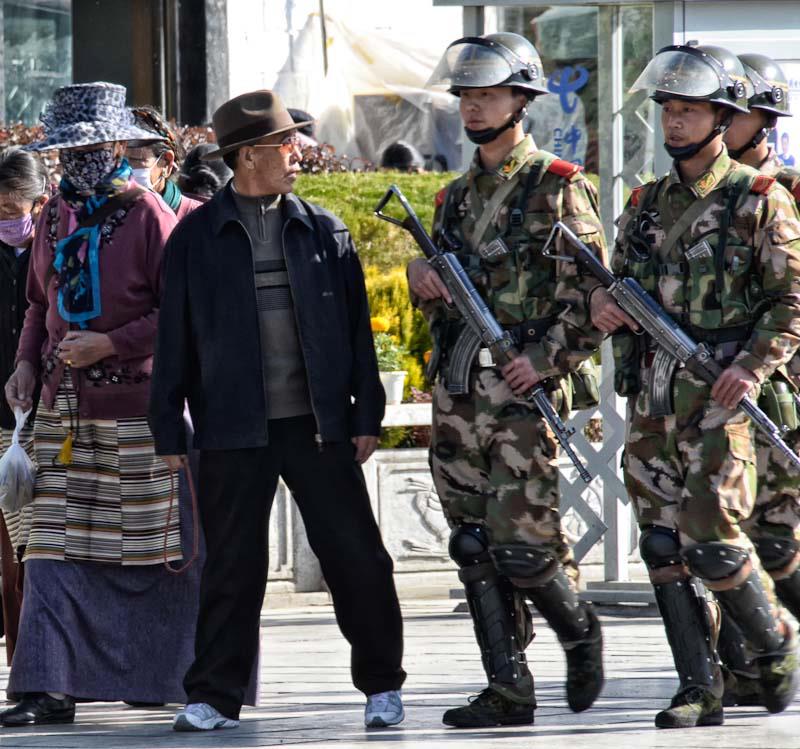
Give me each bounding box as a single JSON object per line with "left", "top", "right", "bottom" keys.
{"left": 16, "top": 186, "right": 177, "bottom": 419}
{"left": 175, "top": 193, "right": 203, "bottom": 221}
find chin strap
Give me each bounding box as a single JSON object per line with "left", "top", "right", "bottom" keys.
{"left": 728, "top": 128, "right": 769, "bottom": 161}
{"left": 665, "top": 124, "right": 724, "bottom": 162}
{"left": 665, "top": 110, "right": 733, "bottom": 163}
{"left": 465, "top": 104, "right": 529, "bottom": 146}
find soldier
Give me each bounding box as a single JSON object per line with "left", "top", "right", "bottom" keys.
{"left": 591, "top": 43, "right": 800, "bottom": 728}
{"left": 409, "top": 32, "right": 606, "bottom": 728}
{"left": 718, "top": 53, "right": 800, "bottom": 708}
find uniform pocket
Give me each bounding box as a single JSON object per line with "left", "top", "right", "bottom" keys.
{"left": 724, "top": 420, "right": 755, "bottom": 464}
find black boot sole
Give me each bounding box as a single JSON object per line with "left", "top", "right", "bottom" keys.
{"left": 655, "top": 710, "right": 724, "bottom": 729}
{"left": 443, "top": 711, "right": 534, "bottom": 728}
{"left": 1, "top": 709, "right": 75, "bottom": 727}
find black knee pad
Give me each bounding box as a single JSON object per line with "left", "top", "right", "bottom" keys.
{"left": 449, "top": 523, "right": 491, "bottom": 567}
{"left": 490, "top": 544, "right": 558, "bottom": 585}
{"left": 754, "top": 536, "right": 800, "bottom": 573}
{"left": 682, "top": 542, "right": 750, "bottom": 583}
{"left": 638, "top": 526, "right": 682, "bottom": 570}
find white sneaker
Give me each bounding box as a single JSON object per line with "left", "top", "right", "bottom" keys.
{"left": 173, "top": 702, "right": 240, "bottom": 731}
{"left": 364, "top": 690, "right": 404, "bottom": 727}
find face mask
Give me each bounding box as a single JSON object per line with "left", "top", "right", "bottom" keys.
{"left": 130, "top": 155, "right": 163, "bottom": 191}
{"left": 131, "top": 167, "right": 154, "bottom": 190}
{"left": 0, "top": 213, "right": 33, "bottom": 247}
{"left": 60, "top": 147, "right": 118, "bottom": 194}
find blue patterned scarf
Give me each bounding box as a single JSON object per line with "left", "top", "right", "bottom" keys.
{"left": 54, "top": 158, "right": 133, "bottom": 327}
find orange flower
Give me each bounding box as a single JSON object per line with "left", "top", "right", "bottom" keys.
{"left": 371, "top": 316, "right": 391, "bottom": 333}
{"left": 423, "top": 349, "right": 432, "bottom": 364}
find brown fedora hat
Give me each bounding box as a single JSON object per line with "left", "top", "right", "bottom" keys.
{"left": 202, "top": 90, "right": 314, "bottom": 160}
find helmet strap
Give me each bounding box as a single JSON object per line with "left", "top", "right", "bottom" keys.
{"left": 728, "top": 127, "right": 768, "bottom": 160}
{"left": 664, "top": 108, "right": 729, "bottom": 162}
{"left": 464, "top": 103, "right": 528, "bottom": 146}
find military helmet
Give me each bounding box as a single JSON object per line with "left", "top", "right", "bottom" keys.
{"left": 739, "top": 53, "right": 791, "bottom": 117}
{"left": 631, "top": 43, "right": 750, "bottom": 113}
{"left": 427, "top": 32, "right": 549, "bottom": 98}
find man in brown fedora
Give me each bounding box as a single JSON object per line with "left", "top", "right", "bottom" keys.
{"left": 150, "top": 90, "right": 406, "bottom": 731}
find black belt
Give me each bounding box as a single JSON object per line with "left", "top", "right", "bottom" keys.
{"left": 687, "top": 324, "right": 751, "bottom": 346}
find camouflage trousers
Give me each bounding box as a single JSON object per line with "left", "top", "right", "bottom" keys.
{"left": 743, "top": 430, "right": 800, "bottom": 546}
{"left": 430, "top": 368, "right": 579, "bottom": 589}
{"left": 624, "top": 366, "right": 781, "bottom": 609}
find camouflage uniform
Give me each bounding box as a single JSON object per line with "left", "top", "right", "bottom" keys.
{"left": 738, "top": 149, "right": 800, "bottom": 612}
{"left": 429, "top": 136, "right": 604, "bottom": 564}
{"left": 614, "top": 148, "right": 800, "bottom": 547}
{"left": 420, "top": 134, "right": 606, "bottom": 708}
{"left": 613, "top": 146, "right": 800, "bottom": 717}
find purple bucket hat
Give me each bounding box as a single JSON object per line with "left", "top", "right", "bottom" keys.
{"left": 25, "top": 82, "right": 157, "bottom": 152}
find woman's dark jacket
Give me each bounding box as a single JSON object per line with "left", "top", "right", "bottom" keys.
{"left": 149, "top": 184, "right": 385, "bottom": 455}
{"left": 0, "top": 243, "right": 33, "bottom": 429}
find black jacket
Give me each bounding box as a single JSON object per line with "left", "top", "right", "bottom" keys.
{"left": 149, "top": 185, "right": 385, "bottom": 454}
{"left": 0, "top": 243, "right": 33, "bottom": 430}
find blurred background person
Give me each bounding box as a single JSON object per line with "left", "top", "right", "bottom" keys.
{"left": 288, "top": 108, "right": 318, "bottom": 148}
{"left": 0, "top": 147, "right": 49, "bottom": 674}
{"left": 129, "top": 106, "right": 202, "bottom": 220}
{"left": 379, "top": 141, "right": 425, "bottom": 172}
{"left": 178, "top": 143, "right": 232, "bottom": 202}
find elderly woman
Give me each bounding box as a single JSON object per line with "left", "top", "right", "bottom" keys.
{"left": 1, "top": 82, "right": 198, "bottom": 726}
{"left": 0, "top": 148, "right": 49, "bottom": 669}
{"left": 128, "top": 106, "right": 201, "bottom": 219}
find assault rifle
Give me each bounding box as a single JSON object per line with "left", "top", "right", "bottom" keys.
{"left": 374, "top": 184, "right": 593, "bottom": 483}
{"left": 543, "top": 220, "right": 800, "bottom": 473}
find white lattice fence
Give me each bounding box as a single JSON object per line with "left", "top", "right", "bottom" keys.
{"left": 559, "top": 339, "right": 635, "bottom": 581}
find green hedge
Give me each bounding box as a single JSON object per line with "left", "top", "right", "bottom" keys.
{"left": 294, "top": 171, "right": 457, "bottom": 270}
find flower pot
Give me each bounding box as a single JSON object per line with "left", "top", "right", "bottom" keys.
{"left": 379, "top": 371, "right": 407, "bottom": 405}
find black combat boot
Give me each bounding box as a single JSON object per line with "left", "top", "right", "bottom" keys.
{"left": 526, "top": 576, "right": 604, "bottom": 712}
{"left": 684, "top": 544, "right": 800, "bottom": 715}
{"left": 651, "top": 578, "right": 724, "bottom": 728}
{"left": 717, "top": 614, "right": 762, "bottom": 707}
{"left": 445, "top": 526, "right": 535, "bottom": 728}
{"left": 442, "top": 687, "right": 534, "bottom": 728}
{"left": 491, "top": 544, "right": 605, "bottom": 713}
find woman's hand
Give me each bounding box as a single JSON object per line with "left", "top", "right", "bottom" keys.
{"left": 5, "top": 361, "right": 36, "bottom": 412}
{"left": 57, "top": 331, "right": 115, "bottom": 369}
{"left": 160, "top": 455, "right": 187, "bottom": 471}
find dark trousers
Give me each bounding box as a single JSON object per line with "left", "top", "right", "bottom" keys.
{"left": 184, "top": 415, "right": 406, "bottom": 719}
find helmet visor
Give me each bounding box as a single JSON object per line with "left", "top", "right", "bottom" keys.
{"left": 427, "top": 41, "right": 521, "bottom": 91}
{"left": 630, "top": 50, "right": 723, "bottom": 100}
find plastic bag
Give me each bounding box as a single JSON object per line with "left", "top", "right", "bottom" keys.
{"left": 0, "top": 407, "right": 36, "bottom": 513}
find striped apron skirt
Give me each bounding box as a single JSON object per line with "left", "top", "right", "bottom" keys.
{"left": 23, "top": 373, "right": 181, "bottom": 565}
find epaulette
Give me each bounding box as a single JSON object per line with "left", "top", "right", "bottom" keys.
{"left": 547, "top": 159, "right": 583, "bottom": 180}
{"left": 751, "top": 174, "right": 776, "bottom": 195}
{"left": 435, "top": 187, "right": 447, "bottom": 208}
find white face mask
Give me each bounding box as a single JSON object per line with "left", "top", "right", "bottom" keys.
{"left": 130, "top": 154, "right": 164, "bottom": 191}
{"left": 130, "top": 167, "right": 154, "bottom": 190}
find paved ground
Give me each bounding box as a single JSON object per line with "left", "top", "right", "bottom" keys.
{"left": 0, "top": 599, "right": 798, "bottom": 748}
